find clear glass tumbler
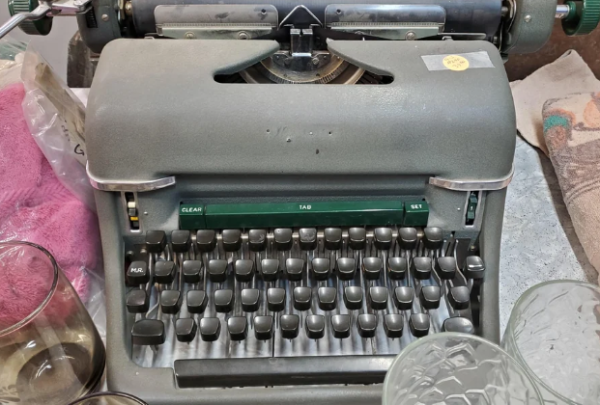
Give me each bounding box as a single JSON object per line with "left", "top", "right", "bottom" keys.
{"left": 383, "top": 332, "right": 543, "bottom": 405}
{"left": 0, "top": 241, "right": 105, "bottom": 404}
{"left": 67, "top": 392, "right": 148, "bottom": 405}
{"left": 503, "top": 280, "right": 600, "bottom": 405}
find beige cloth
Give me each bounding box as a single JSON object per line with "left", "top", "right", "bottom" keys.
{"left": 511, "top": 50, "right": 600, "bottom": 155}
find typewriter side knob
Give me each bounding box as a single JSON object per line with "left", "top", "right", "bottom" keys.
{"left": 7, "top": 0, "right": 52, "bottom": 36}
{"left": 561, "top": 0, "right": 600, "bottom": 35}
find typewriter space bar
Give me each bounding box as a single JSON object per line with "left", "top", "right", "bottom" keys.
{"left": 174, "top": 356, "right": 394, "bottom": 388}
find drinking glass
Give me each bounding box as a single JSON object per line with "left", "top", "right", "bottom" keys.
{"left": 67, "top": 392, "right": 148, "bottom": 405}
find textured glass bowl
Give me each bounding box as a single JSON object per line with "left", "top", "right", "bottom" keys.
{"left": 67, "top": 392, "right": 148, "bottom": 405}
{"left": 383, "top": 332, "right": 543, "bottom": 405}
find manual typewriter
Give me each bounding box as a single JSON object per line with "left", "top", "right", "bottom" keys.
{"left": 4, "top": 0, "right": 599, "bottom": 403}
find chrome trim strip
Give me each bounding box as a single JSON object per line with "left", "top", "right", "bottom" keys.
{"left": 429, "top": 165, "right": 514, "bottom": 191}
{"left": 86, "top": 163, "right": 176, "bottom": 192}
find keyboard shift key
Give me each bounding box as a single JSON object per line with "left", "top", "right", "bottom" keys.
{"left": 214, "top": 289, "right": 234, "bottom": 312}
{"left": 171, "top": 230, "right": 191, "bottom": 253}
{"left": 409, "top": 313, "right": 430, "bottom": 337}
{"left": 448, "top": 286, "right": 471, "bottom": 310}
{"left": 155, "top": 261, "right": 176, "bottom": 284}
{"left": 369, "top": 286, "right": 388, "bottom": 310}
{"left": 306, "top": 315, "right": 325, "bottom": 339}
{"left": 358, "top": 314, "right": 377, "bottom": 338}
{"left": 175, "top": 318, "right": 197, "bottom": 342}
{"left": 126, "top": 261, "right": 149, "bottom": 286}
{"left": 299, "top": 228, "right": 317, "bottom": 250}
{"left": 260, "top": 258, "right": 279, "bottom": 281}
{"left": 464, "top": 256, "right": 485, "bottom": 279}
{"left": 293, "top": 286, "right": 312, "bottom": 311}
{"left": 254, "top": 315, "right": 274, "bottom": 340}
{"left": 394, "top": 286, "right": 414, "bottom": 310}
{"left": 222, "top": 229, "right": 242, "bottom": 252}
{"left": 363, "top": 257, "right": 383, "bottom": 280}
{"left": 286, "top": 258, "right": 304, "bottom": 281}
{"left": 318, "top": 287, "right": 337, "bottom": 311}
{"left": 398, "top": 228, "right": 418, "bottom": 251}
{"left": 200, "top": 317, "right": 221, "bottom": 341}
{"left": 228, "top": 316, "right": 248, "bottom": 341}
{"left": 420, "top": 286, "right": 441, "bottom": 309}
{"left": 196, "top": 230, "right": 216, "bottom": 252}
{"left": 267, "top": 288, "right": 285, "bottom": 312}
{"left": 443, "top": 317, "right": 475, "bottom": 334}
{"left": 388, "top": 257, "right": 407, "bottom": 280}
{"left": 348, "top": 227, "right": 366, "bottom": 250}
{"left": 331, "top": 314, "right": 351, "bottom": 339}
{"left": 145, "top": 230, "right": 166, "bottom": 253}
{"left": 248, "top": 229, "right": 267, "bottom": 251}
{"left": 436, "top": 256, "right": 457, "bottom": 280}
{"left": 274, "top": 228, "right": 293, "bottom": 251}
{"left": 312, "top": 258, "right": 330, "bottom": 280}
{"left": 280, "top": 314, "right": 300, "bottom": 339}
{"left": 324, "top": 227, "right": 342, "bottom": 250}
{"left": 411, "top": 257, "right": 432, "bottom": 280}
{"left": 241, "top": 288, "right": 260, "bottom": 312}
{"left": 126, "top": 289, "right": 148, "bottom": 313}
{"left": 187, "top": 290, "right": 207, "bottom": 313}
{"left": 182, "top": 260, "right": 202, "bottom": 283}
{"left": 344, "top": 286, "right": 363, "bottom": 310}
{"left": 132, "top": 319, "right": 165, "bottom": 345}
{"left": 336, "top": 257, "right": 356, "bottom": 280}
{"left": 384, "top": 314, "right": 404, "bottom": 338}
{"left": 235, "top": 259, "right": 255, "bottom": 282}
{"left": 374, "top": 227, "right": 393, "bottom": 251}
{"left": 208, "top": 259, "right": 228, "bottom": 283}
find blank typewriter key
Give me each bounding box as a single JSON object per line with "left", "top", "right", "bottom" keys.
{"left": 175, "top": 318, "right": 197, "bottom": 342}
{"left": 182, "top": 260, "right": 202, "bottom": 283}
{"left": 448, "top": 286, "right": 471, "bottom": 310}
{"left": 348, "top": 227, "right": 366, "bottom": 250}
{"left": 363, "top": 257, "right": 383, "bottom": 280}
{"left": 420, "top": 285, "right": 441, "bottom": 310}
{"left": 435, "top": 256, "right": 457, "bottom": 280}
{"left": 409, "top": 313, "right": 430, "bottom": 337}
{"left": 299, "top": 228, "right": 317, "bottom": 250}
{"left": 187, "top": 290, "right": 208, "bottom": 313}
{"left": 423, "top": 227, "right": 443, "bottom": 250}
{"left": 411, "top": 257, "right": 432, "bottom": 280}
{"left": 280, "top": 314, "right": 300, "bottom": 339}
{"left": 199, "top": 317, "right": 221, "bottom": 341}
{"left": 227, "top": 316, "right": 248, "bottom": 341}
{"left": 285, "top": 258, "right": 304, "bottom": 281}
{"left": 241, "top": 288, "right": 260, "bottom": 312}
{"left": 171, "top": 230, "right": 191, "bottom": 253}
{"left": 132, "top": 319, "right": 165, "bottom": 345}
{"left": 336, "top": 257, "right": 356, "bottom": 280}
{"left": 343, "top": 286, "right": 363, "bottom": 310}
{"left": 126, "top": 260, "right": 149, "bottom": 286}
{"left": 196, "top": 229, "right": 216, "bottom": 252}
{"left": 388, "top": 257, "right": 407, "bottom": 280}
{"left": 214, "top": 289, "right": 234, "bottom": 312}
{"left": 254, "top": 315, "right": 274, "bottom": 340}
{"left": 208, "top": 259, "right": 228, "bottom": 283}
{"left": 155, "top": 261, "right": 176, "bottom": 284}
{"left": 463, "top": 256, "right": 485, "bottom": 280}
{"left": 267, "top": 288, "right": 286, "bottom": 312}
{"left": 293, "top": 286, "right": 312, "bottom": 311}
{"left": 398, "top": 228, "right": 418, "bottom": 251}
{"left": 384, "top": 313, "right": 404, "bottom": 338}
{"left": 222, "top": 229, "right": 242, "bottom": 252}
{"left": 318, "top": 287, "right": 337, "bottom": 311}
{"left": 324, "top": 227, "right": 342, "bottom": 250}
{"left": 274, "top": 228, "right": 293, "bottom": 251}
{"left": 369, "top": 286, "right": 389, "bottom": 310}
{"left": 248, "top": 229, "right": 267, "bottom": 252}
{"left": 234, "top": 259, "right": 255, "bottom": 282}
{"left": 374, "top": 227, "right": 393, "bottom": 251}
{"left": 394, "top": 286, "right": 414, "bottom": 310}
{"left": 260, "top": 258, "right": 279, "bottom": 281}
{"left": 443, "top": 316, "right": 475, "bottom": 334}
{"left": 331, "top": 314, "right": 351, "bottom": 339}
{"left": 312, "top": 258, "right": 331, "bottom": 280}
{"left": 160, "top": 290, "right": 182, "bottom": 314}
{"left": 126, "top": 289, "right": 149, "bottom": 313}
{"left": 357, "top": 314, "right": 377, "bottom": 338}
{"left": 145, "top": 230, "right": 167, "bottom": 253}
{"left": 306, "top": 315, "right": 325, "bottom": 339}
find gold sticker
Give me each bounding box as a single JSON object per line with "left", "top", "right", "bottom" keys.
{"left": 442, "top": 55, "right": 470, "bottom": 71}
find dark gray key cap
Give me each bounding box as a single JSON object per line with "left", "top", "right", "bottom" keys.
{"left": 187, "top": 290, "right": 208, "bottom": 313}
{"left": 132, "top": 319, "right": 165, "bottom": 345}
{"left": 160, "top": 290, "right": 181, "bottom": 314}
{"left": 248, "top": 229, "right": 267, "bottom": 252}
{"left": 411, "top": 257, "right": 432, "bottom": 280}
{"left": 254, "top": 315, "right": 274, "bottom": 340}
{"left": 155, "top": 261, "right": 176, "bottom": 284}
{"left": 398, "top": 228, "right": 418, "bottom": 250}
{"left": 299, "top": 228, "right": 317, "bottom": 250}
{"left": 358, "top": 314, "right": 377, "bottom": 338}
{"left": 464, "top": 256, "right": 485, "bottom": 279}
{"left": 369, "top": 286, "right": 389, "bottom": 310}
{"left": 448, "top": 286, "right": 471, "bottom": 309}
{"left": 222, "top": 229, "right": 242, "bottom": 252}
{"left": 182, "top": 260, "right": 202, "bottom": 283}
{"left": 260, "top": 258, "right": 279, "bottom": 281}
{"left": 409, "top": 313, "right": 430, "bottom": 337}
{"left": 176, "top": 318, "right": 197, "bottom": 342}
{"left": 331, "top": 314, "right": 351, "bottom": 338}
{"left": 200, "top": 317, "right": 220, "bottom": 341}
{"left": 274, "top": 228, "right": 293, "bottom": 251}
{"left": 171, "top": 230, "right": 191, "bottom": 253}
{"left": 241, "top": 288, "right": 260, "bottom": 312}
{"left": 280, "top": 314, "right": 300, "bottom": 339}
{"left": 235, "top": 259, "right": 255, "bottom": 282}
{"left": 267, "top": 288, "right": 285, "bottom": 312}
{"left": 312, "top": 258, "right": 330, "bottom": 280}
{"left": 344, "top": 286, "right": 363, "bottom": 310}
{"left": 285, "top": 258, "right": 304, "bottom": 281}
{"left": 436, "top": 256, "right": 457, "bottom": 280}
{"left": 214, "top": 289, "right": 234, "bottom": 312}
{"left": 126, "top": 289, "right": 148, "bottom": 313}
{"left": 337, "top": 257, "right": 356, "bottom": 280}
{"left": 374, "top": 227, "right": 393, "bottom": 251}
{"left": 420, "top": 285, "right": 441, "bottom": 309}
{"left": 423, "top": 227, "right": 443, "bottom": 250}
{"left": 196, "top": 230, "right": 216, "bottom": 252}
{"left": 349, "top": 227, "right": 366, "bottom": 250}
{"left": 293, "top": 286, "right": 312, "bottom": 311}
{"left": 145, "top": 230, "right": 166, "bottom": 253}
{"left": 394, "top": 286, "right": 414, "bottom": 310}
{"left": 208, "top": 259, "right": 228, "bottom": 283}
{"left": 384, "top": 314, "right": 404, "bottom": 338}
{"left": 227, "top": 316, "right": 247, "bottom": 341}
{"left": 388, "top": 257, "right": 407, "bottom": 280}
{"left": 363, "top": 257, "right": 383, "bottom": 280}
{"left": 443, "top": 317, "right": 475, "bottom": 334}
{"left": 306, "top": 315, "right": 325, "bottom": 339}
{"left": 126, "top": 261, "right": 149, "bottom": 286}
{"left": 324, "top": 227, "right": 342, "bottom": 250}
{"left": 318, "top": 287, "right": 337, "bottom": 311}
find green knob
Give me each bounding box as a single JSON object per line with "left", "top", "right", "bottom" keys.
{"left": 8, "top": 0, "right": 52, "bottom": 36}
{"left": 562, "top": 0, "right": 600, "bottom": 35}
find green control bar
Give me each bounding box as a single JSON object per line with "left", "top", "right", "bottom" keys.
{"left": 179, "top": 200, "right": 429, "bottom": 230}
